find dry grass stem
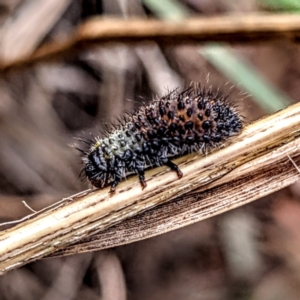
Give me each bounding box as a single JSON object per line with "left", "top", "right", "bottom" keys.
{"left": 1, "top": 102, "right": 300, "bottom": 274}
{"left": 1, "top": 13, "right": 300, "bottom": 71}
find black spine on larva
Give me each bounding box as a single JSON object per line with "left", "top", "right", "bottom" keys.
{"left": 83, "top": 85, "right": 243, "bottom": 192}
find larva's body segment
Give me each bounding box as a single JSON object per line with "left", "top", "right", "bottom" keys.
{"left": 83, "top": 86, "right": 243, "bottom": 192}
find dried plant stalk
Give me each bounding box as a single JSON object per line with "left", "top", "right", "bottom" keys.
{"left": 1, "top": 102, "right": 300, "bottom": 274}
{"left": 2, "top": 13, "right": 300, "bottom": 71}
{"left": 49, "top": 139, "right": 300, "bottom": 257}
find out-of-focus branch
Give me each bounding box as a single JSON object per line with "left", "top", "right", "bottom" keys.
{"left": 1, "top": 13, "right": 300, "bottom": 71}
{"left": 0, "top": 0, "right": 72, "bottom": 63}
{"left": 1, "top": 102, "right": 300, "bottom": 273}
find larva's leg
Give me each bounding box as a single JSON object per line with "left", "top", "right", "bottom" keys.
{"left": 109, "top": 159, "right": 124, "bottom": 193}
{"left": 134, "top": 153, "right": 147, "bottom": 190}
{"left": 109, "top": 177, "right": 121, "bottom": 193}
{"left": 136, "top": 168, "right": 147, "bottom": 189}
{"left": 163, "top": 159, "right": 183, "bottom": 179}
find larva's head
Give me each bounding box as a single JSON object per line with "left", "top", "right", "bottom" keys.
{"left": 84, "top": 146, "right": 109, "bottom": 188}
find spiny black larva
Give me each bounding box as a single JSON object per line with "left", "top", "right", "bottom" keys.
{"left": 81, "top": 85, "right": 243, "bottom": 193}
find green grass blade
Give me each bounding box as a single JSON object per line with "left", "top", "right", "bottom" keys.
{"left": 260, "top": 0, "right": 300, "bottom": 11}
{"left": 200, "top": 44, "right": 290, "bottom": 111}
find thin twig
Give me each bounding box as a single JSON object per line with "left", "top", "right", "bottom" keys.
{"left": 22, "top": 201, "right": 37, "bottom": 213}
{"left": 0, "top": 190, "right": 91, "bottom": 227}
{"left": 1, "top": 13, "right": 300, "bottom": 71}
{"left": 1, "top": 102, "right": 300, "bottom": 273}
{"left": 287, "top": 154, "right": 300, "bottom": 173}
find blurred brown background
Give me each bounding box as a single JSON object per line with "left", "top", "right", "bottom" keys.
{"left": 1, "top": 0, "right": 300, "bottom": 299}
